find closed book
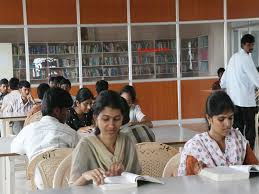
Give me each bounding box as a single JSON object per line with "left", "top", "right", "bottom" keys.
{"left": 199, "top": 166, "right": 249, "bottom": 181}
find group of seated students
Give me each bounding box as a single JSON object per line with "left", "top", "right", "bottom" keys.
{"left": 0, "top": 75, "right": 258, "bottom": 188}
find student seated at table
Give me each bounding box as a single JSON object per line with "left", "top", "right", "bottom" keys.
{"left": 66, "top": 88, "right": 94, "bottom": 132}
{"left": 69, "top": 90, "right": 141, "bottom": 186}
{"left": 95, "top": 80, "right": 109, "bottom": 95}
{"left": 0, "top": 78, "right": 9, "bottom": 103}
{"left": 211, "top": 67, "right": 225, "bottom": 90}
{"left": 1, "top": 77, "right": 20, "bottom": 111}
{"left": 48, "top": 75, "right": 64, "bottom": 88}
{"left": 120, "top": 85, "right": 153, "bottom": 128}
{"left": 11, "top": 87, "right": 79, "bottom": 160}
{"left": 178, "top": 91, "right": 259, "bottom": 176}
{"left": 60, "top": 78, "right": 76, "bottom": 101}
{"left": 120, "top": 97, "right": 155, "bottom": 144}
{"left": 3, "top": 81, "right": 34, "bottom": 134}
{"left": 27, "top": 83, "right": 50, "bottom": 117}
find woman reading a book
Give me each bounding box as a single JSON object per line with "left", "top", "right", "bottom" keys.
{"left": 66, "top": 88, "right": 94, "bottom": 132}
{"left": 178, "top": 91, "right": 258, "bottom": 176}
{"left": 69, "top": 90, "right": 141, "bottom": 186}
{"left": 120, "top": 85, "right": 153, "bottom": 128}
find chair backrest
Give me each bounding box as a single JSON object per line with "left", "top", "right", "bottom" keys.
{"left": 162, "top": 152, "right": 181, "bottom": 177}
{"left": 27, "top": 148, "right": 72, "bottom": 191}
{"left": 24, "top": 110, "right": 42, "bottom": 127}
{"left": 136, "top": 142, "right": 178, "bottom": 177}
{"left": 53, "top": 154, "right": 72, "bottom": 189}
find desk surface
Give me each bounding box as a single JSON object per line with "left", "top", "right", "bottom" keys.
{"left": 153, "top": 125, "right": 199, "bottom": 144}
{"left": 0, "top": 112, "right": 27, "bottom": 119}
{"left": 28, "top": 175, "right": 259, "bottom": 194}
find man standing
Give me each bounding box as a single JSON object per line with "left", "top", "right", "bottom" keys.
{"left": 221, "top": 34, "right": 259, "bottom": 149}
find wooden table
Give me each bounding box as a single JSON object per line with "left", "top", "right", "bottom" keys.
{"left": 28, "top": 175, "right": 259, "bottom": 194}
{"left": 0, "top": 136, "right": 20, "bottom": 194}
{"left": 0, "top": 112, "right": 27, "bottom": 137}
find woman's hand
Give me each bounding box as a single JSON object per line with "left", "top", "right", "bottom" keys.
{"left": 105, "top": 162, "right": 124, "bottom": 177}
{"left": 82, "top": 168, "right": 105, "bottom": 185}
{"left": 79, "top": 126, "right": 93, "bottom": 133}
{"left": 193, "top": 161, "right": 206, "bottom": 175}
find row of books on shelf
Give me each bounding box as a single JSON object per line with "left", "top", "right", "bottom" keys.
{"left": 30, "top": 68, "right": 78, "bottom": 79}
{"left": 12, "top": 44, "right": 77, "bottom": 55}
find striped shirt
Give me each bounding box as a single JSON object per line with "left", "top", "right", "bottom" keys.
{"left": 4, "top": 95, "right": 33, "bottom": 114}
{"left": 120, "top": 124, "right": 155, "bottom": 144}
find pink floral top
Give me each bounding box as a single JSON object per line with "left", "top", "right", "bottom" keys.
{"left": 178, "top": 128, "right": 248, "bottom": 176}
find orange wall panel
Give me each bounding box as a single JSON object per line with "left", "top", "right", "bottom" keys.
{"left": 181, "top": 79, "right": 216, "bottom": 119}
{"left": 0, "top": 0, "right": 23, "bottom": 24}
{"left": 27, "top": 0, "right": 77, "bottom": 24}
{"left": 80, "top": 0, "right": 127, "bottom": 24}
{"left": 227, "top": 0, "right": 259, "bottom": 19}
{"left": 179, "top": 0, "right": 223, "bottom": 21}
{"left": 85, "top": 81, "right": 178, "bottom": 121}
{"left": 131, "top": 0, "right": 176, "bottom": 23}
{"left": 133, "top": 81, "right": 178, "bottom": 120}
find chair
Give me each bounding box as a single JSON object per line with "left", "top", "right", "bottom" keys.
{"left": 24, "top": 111, "right": 42, "bottom": 127}
{"left": 53, "top": 154, "right": 72, "bottom": 189}
{"left": 136, "top": 142, "right": 178, "bottom": 177}
{"left": 27, "top": 148, "right": 73, "bottom": 191}
{"left": 162, "top": 152, "right": 181, "bottom": 177}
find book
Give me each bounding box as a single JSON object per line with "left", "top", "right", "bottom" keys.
{"left": 98, "top": 172, "right": 164, "bottom": 191}
{"left": 199, "top": 165, "right": 259, "bottom": 181}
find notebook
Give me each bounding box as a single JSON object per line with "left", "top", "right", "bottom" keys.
{"left": 98, "top": 172, "right": 164, "bottom": 191}
{"left": 199, "top": 165, "right": 259, "bottom": 181}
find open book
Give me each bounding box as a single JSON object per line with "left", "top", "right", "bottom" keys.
{"left": 199, "top": 165, "right": 259, "bottom": 181}
{"left": 98, "top": 172, "right": 164, "bottom": 191}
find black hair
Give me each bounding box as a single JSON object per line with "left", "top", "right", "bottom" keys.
{"left": 41, "top": 87, "right": 73, "bottom": 116}
{"left": 121, "top": 97, "right": 130, "bottom": 125}
{"left": 49, "top": 76, "right": 56, "bottom": 83}
{"left": 120, "top": 85, "right": 137, "bottom": 103}
{"left": 37, "top": 83, "right": 50, "bottom": 100}
{"left": 49, "top": 76, "right": 65, "bottom": 87}
{"left": 76, "top": 87, "right": 94, "bottom": 103}
{"left": 93, "top": 90, "right": 125, "bottom": 135}
{"left": 205, "top": 91, "right": 234, "bottom": 129}
{"left": 217, "top": 67, "right": 225, "bottom": 77}
{"left": 60, "top": 78, "right": 71, "bottom": 88}
{"left": 56, "top": 76, "right": 65, "bottom": 85}
{"left": 95, "top": 80, "right": 109, "bottom": 95}
{"left": 9, "top": 77, "right": 19, "bottom": 90}
{"left": 18, "top": 80, "right": 30, "bottom": 89}
{"left": 0, "top": 78, "right": 8, "bottom": 85}
{"left": 241, "top": 34, "right": 255, "bottom": 46}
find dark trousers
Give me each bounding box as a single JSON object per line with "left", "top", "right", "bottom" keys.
{"left": 233, "top": 106, "right": 258, "bottom": 150}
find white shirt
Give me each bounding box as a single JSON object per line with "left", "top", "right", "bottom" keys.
{"left": 220, "top": 49, "right": 259, "bottom": 107}
{"left": 11, "top": 116, "right": 79, "bottom": 160}
{"left": 1, "top": 90, "right": 20, "bottom": 112}
{"left": 129, "top": 104, "right": 145, "bottom": 122}
{"left": 4, "top": 95, "right": 33, "bottom": 114}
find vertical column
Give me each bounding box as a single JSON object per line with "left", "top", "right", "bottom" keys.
{"left": 76, "top": 0, "right": 83, "bottom": 88}
{"left": 22, "top": 0, "right": 30, "bottom": 82}
{"left": 176, "top": 0, "right": 182, "bottom": 128}
{"left": 127, "top": 0, "right": 133, "bottom": 85}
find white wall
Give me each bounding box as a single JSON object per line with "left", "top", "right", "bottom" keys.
{"left": 0, "top": 43, "right": 13, "bottom": 79}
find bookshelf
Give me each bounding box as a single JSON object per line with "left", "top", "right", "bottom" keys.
{"left": 181, "top": 35, "right": 209, "bottom": 77}
{"left": 12, "top": 35, "right": 208, "bottom": 83}
{"left": 12, "top": 42, "right": 79, "bottom": 84}
{"left": 12, "top": 43, "right": 26, "bottom": 80}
